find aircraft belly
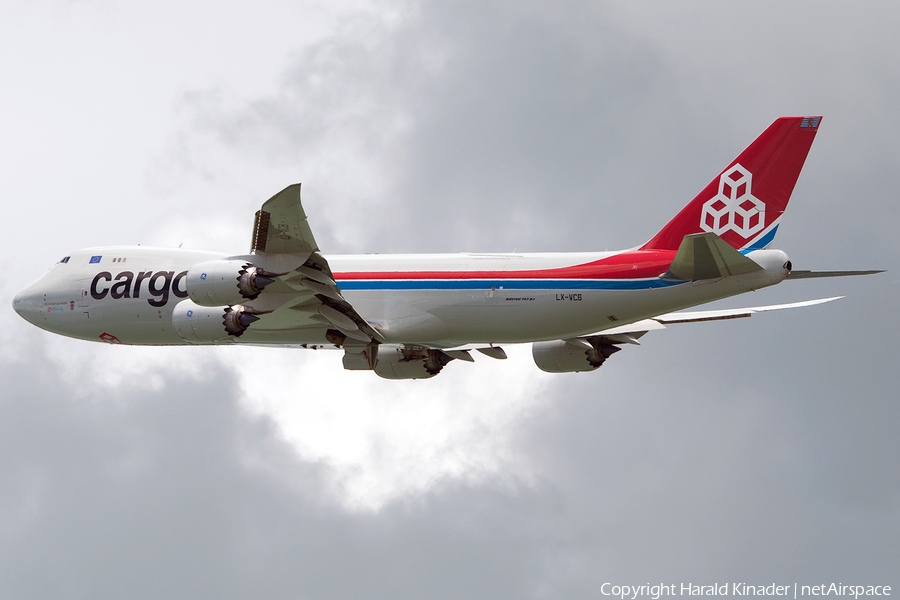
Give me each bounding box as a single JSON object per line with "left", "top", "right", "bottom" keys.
{"left": 345, "top": 288, "right": 641, "bottom": 344}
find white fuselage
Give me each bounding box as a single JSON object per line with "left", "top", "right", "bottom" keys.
{"left": 13, "top": 245, "right": 790, "bottom": 348}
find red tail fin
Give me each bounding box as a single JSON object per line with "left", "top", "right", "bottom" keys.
{"left": 641, "top": 116, "right": 821, "bottom": 252}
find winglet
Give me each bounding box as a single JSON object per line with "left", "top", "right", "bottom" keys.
{"left": 250, "top": 183, "right": 319, "bottom": 273}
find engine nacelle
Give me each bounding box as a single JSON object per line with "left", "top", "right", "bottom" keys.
{"left": 371, "top": 345, "right": 454, "bottom": 380}
{"left": 185, "top": 260, "right": 276, "bottom": 307}
{"left": 532, "top": 339, "right": 621, "bottom": 373}
{"left": 172, "top": 299, "right": 261, "bottom": 343}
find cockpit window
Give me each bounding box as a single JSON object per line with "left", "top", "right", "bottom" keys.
{"left": 59, "top": 256, "right": 70, "bottom": 263}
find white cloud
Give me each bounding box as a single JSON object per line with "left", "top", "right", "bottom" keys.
{"left": 226, "top": 344, "right": 550, "bottom": 511}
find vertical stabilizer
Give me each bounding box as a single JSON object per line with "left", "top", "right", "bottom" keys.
{"left": 641, "top": 116, "right": 821, "bottom": 252}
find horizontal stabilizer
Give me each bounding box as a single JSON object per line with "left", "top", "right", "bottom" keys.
{"left": 662, "top": 232, "right": 763, "bottom": 281}
{"left": 787, "top": 270, "right": 884, "bottom": 279}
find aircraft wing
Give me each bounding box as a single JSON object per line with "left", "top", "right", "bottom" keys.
{"left": 564, "top": 296, "right": 844, "bottom": 345}
{"left": 436, "top": 297, "right": 847, "bottom": 369}
{"left": 232, "top": 184, "right": 382, "bottom": 345}
{"left": 652, "top": 296, "right": 843, "bottom": 323}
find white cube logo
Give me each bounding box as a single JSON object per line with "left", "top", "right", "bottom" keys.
{"left": 700, "top": 164, "right": 765, "bottom": 238}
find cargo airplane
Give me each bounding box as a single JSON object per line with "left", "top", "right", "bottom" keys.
{"left": 12, "top": 116, "right": 880, "bottom": 379}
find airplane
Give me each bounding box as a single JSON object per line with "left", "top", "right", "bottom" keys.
{"left": 12, "top": 116, "right": 881, "bottom": 379}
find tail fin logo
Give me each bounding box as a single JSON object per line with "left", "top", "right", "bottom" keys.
{"left": 700, "top": 164, "right": 766, "bottom": 239}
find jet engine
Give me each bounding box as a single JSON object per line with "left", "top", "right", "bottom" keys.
{"left": 532, "top": 339, "right": 621, "bottom": 373}
{"left": 370, "top": 344, "right": 455, "bottom": 380}
{"left": 185, "top": 260, "right": 277, "bottom": 307}
{"left": 172, "top": 299, "right": 261, "bottom": 343}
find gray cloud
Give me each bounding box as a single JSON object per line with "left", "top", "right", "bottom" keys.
{"left": 2, "top": 0, "right": 898, "bottom": 597}
{"left": 3, "top": 324, "right": 895, "bottom": 599}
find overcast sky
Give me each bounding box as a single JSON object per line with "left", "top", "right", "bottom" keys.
{"left": 1, "top": 1, "right": 898, "bottom": 598}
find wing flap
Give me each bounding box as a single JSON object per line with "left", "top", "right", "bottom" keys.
{"left": 572, "top": 319, "right": 667, "bottom": 340}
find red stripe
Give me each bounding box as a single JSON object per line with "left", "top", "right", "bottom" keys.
{"left": 334, "top": 250, "right": 675, "bottom": 281}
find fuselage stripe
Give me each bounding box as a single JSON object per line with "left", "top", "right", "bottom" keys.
{"left": 333, "top": 250, "right": 677, "bottom": 282}
{"left": 335, "top": 279, "right": 685, "bottom": 291}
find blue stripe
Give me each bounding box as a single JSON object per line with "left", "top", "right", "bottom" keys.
{"left": 337, "top": 279, "right": 686, "bottom": 291}
{"left": 741, "top": 224, "right": 779, "bottom": 253}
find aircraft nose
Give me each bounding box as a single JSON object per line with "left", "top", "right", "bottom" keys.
{"left": 12, "top": 286, "right": 42, "bottom": 325}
